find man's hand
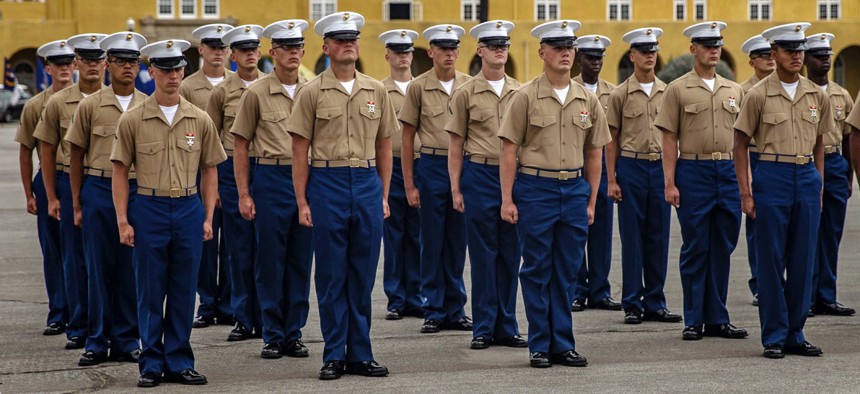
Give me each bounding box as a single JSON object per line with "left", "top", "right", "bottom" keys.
{"left": 383, "top": 199, "right": 391, "bottom": 219}
{"left": 741, "top": 194, "right": 755, "bottom": 220}
{"left": 48, "top": 198, "right": 61, "bottom": 220}
{"left": 215, "top": 195, "right": 222, "bottom": 209}
{"left": 608, "top": 181, "right": 623, "bottom": 203}
{"left": 665, "top": 184, "right": 680, "bottom": 208}
{"left": 501, "top": 200, "right": 518, "bottom": 224}
{"left": 119, "top": 222, "right": 135, "bottom": 247}
{"left": 26, "top": 196, "right": 37, "bottom": 216}
{"left": 298, "top": 203, "right": 313, "bottom": 227}
{"left": 203, "top": 220, "right": 213, "bottom": 241}
{"left": 406, "top": 185, "right": 421, "bottom": 208}
{"left": 452, "top": 190, "right": 465, "bottom": 213}
{"left": 73, "top": 204, "right": 83, "bottom": 228}
{"left": 239, "top": 195, "right": 256, "bottom": 221}
{"left": 587, "top": 204, "right": 595, "bottom": 225}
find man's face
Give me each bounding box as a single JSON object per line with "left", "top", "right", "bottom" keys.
{"left": 385, "top": 50, "right": 413, "bottom": 71}
{"left": 804, "top": 53, "right": 831, "bottom": 75}
{"left": 630, "top": 49, "right": 657, "bottom": 73}
{"left": 230, "top": 47, "right": 260, "bottom": 69}
{"left": 151, "top": 67, "right": 184, "bottom": 95}
{"left": 46, "top": 61, "right": 76, "bottom": 83}
{"left": 691, "top": 43, "right": 721, "bottom": 69}
{"left": 773, "top": 47, "right": 804, "bottom": 75}
{"left": 539, "top": 44, "right": 575, "bottom": 73}
{"left": 323, "top": 38, "right": 359, "bottom": 64}
{"left": 76, "top": 56, "right": 106, "bottom": 83}
{"left": 270, "top": 44, "right": 305, "bottom": 72}
{"left": 477, "top": 42, "right": 509, "bottom": 68}
{"left": 107, "top": 56, "right": 140, "bottom": 85}
{"left": 749, "top": 52, "right": 776, "bottom": 75}
{"left": 577, "top": 53, "right": 604, "bottom": 77}
{"left": 199, "top": 44, "right": 228, "bottom": 67}
{"left": 428, "top": 45, "right": 458, "bottom": 71}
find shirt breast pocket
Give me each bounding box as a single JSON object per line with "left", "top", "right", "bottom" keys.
{"left": 570, "top": 113, "right": 592, "bottom": 148}
{"left": 315, "top": 107, "right": 344, "bottom": 139}
{"left": 525, "top": 115, "right": 558, "bottom": 149}
{"left": 136, "top": 140, "right": 166, "bottom": 175}
{"left": 684, "top": 102, "right": 709, "bottom": 133}
{"left": 261, "top": 110, "right": 289, "bottom": 137}
{"left": 762, "top": 113, "right": 789, "bottom": 146}
{"left": 470, "top": 109, "right": 494, "bottom": 123}
{"left": 92, "top": 125, "right": 116, "bottom": 138}
{"left": 224, "top": 104, "right": 238, "bottom": 120}
{"left": 176, "top": 135, "right": 201, "bottom": 173}
{"left": 722, "top": 100, "right": 739, "bottom": 115}
{"left": 421, "top": 105, "right": 444, "bottom": 119}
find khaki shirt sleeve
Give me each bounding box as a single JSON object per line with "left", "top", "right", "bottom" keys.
{"left": 585, "top": 94, "right": 612, "bottom": 149}
{"left": 206, "top": 87, "right": 226, "bottom": 134}
{"left": 847, "top": 95, "right": 860, "bottom": 131}
{"left": 842, "top": 91, "right": 854, "bottom": 136}
{"left": 64, "top": 98, "right": 93, "bottom": 149}
{"left": 230, "top": 88, "right": 260, "bottom": 142}
{"left": 606, "top": 89, "right": 624, "bottom": 130}
{"left": 817, "top": 90, "right": 835, "bottom": 138}
{"left": 653, "top": 84, "right": 680, "bottom": 134}
{"left": 14, "top": 98, "right": 41, "bottom": 149}
{"left": 377, "top": 87, "right": 398, "bottom": 141}
{"left": 285, "top": 85, "right": 316, "bottom": 141}
{"left": 33, "top": 98, "right": 61, "bottom": 145}
{"left": 498, "top": 91, "right": 528, "bottom": 145}
{"left": 398, "top": 80, "right": 421, "bottom": 127}
{"left": 179, "top": 83, "right": 193, "bottom": 104}
{"left": 733, "top": 89, "right": 763, "bottom": 138}
{"left": 444, "top": 87, "right": 469, "bottom": 138}
{"left": 201, "top": 116, "right": 228, "bottom": 168}
{"left": 110, "top": 112, "right": 135, "bottom": 167}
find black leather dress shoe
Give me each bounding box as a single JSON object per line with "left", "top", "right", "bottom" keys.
{"left": 812, "top": 302, "right": 856, "bottom": 316}
{"left": 78, "top": 350, "right": 108, "bottom": 366}
{"left": 345, "top": 360, "right": 389, "bottom": 377}
{"left": 590, "top": 297, "right": 623, "bottom": 311}
{"left": 284, "top": 339, "right": 309, "bottom": 358}
{"left": 138, "top": 372, "right": 162, "bottom": 388}
{"left": 109, "top": 348, "right": 140, "bottom": 363}
{"left": 529, "top": 352, "right": 551, "bottom": 368}
{"left": 762, "top": 344, "right": 784, "bottom": 359}
{"left": 421, "top": 319, "right": 441, "bottom": 333}
{"left": 784, "top": 341, "right": 823, "bottom": 357}
{"left": 65, "top": 336, "right": 84, "bottom": 349}
{"left": 624, "top": 310, "right": 642, "bottom": 324}
{"left": 807, "top": 309, "right": 816, "bottom": 317}
{"left": 682, "top": 325, "right": 703, "bottom": 341}
{"left": 470, "top": 336, "right": 490, "bottom": 350}
{"left": 164, "top": 369, "right": 207, "bottom": 385}
{"left": 319, "top": 360, "right": 345, "bottom": 380}
{"left": 43, "top": 322, "right": 65, "bottom": 336}
{"left": 192, "top": 315, "right": 214, "bottom": 329}
{"left": 227, "top": 324, "right": 252, "bottom": 341}
{"left": 570, "top": 299, "right": 585, "bottom": 312}
{"left": 643, "top": 308, "right": 683, "bottom": 323}
{"left": 261, "top": 343, "right": 283, "bottom": 359}
{"left": 550, "top": 350, "right": 588, "bottom": 367}
{"left": 385, "top": 309, "right": 403, "bottom": 320}
{"left": 495, "top": 335, "right": 528, "bottom": 348}
{"left": 445, "top": 316, "right": 473, "bottom": 331}
{"left": 703, "top": 323, "right": 748, "bottom": 339}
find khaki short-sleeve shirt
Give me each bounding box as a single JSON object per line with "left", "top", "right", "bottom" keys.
{"left": 740, "top": 74, "right": 762, "bottom": 94}
{"left": 382, "top": 76, "right": 418, "bottom": 156}
{"left": 14, "top": 88, "right": 56, "bottom": 153}
{"left": 206, "top": 72, "right": 264, "bottom": 153}
{"left": 606, "top": 75, "right": 666, "bottom": 153}
{"left": 573, "top": 75, "right": 616, "bottom": 116}
{"left": 398, "top": 69, "right": 471, "bottom": 149}
{"left": 822, "top": 82, "right": 853, "bottom": 146}
{"left": 180, "top": 69, "right": 234, "bottom": 110}
{"left": 230, "top": 72, "right": 307, "bottom": 159}
{"left": 846, "top": 94, "right": 860, "bottom": 131}
{"left": 733, "top": 73, "right": 834, "bottom": 156}
{"left": 445, "top": 73, "right": 520, "bottom": 159}
{"left": 110, "top": 96, "right": 227, "bottom": 190}
{"left": 498, "top": 74, "right": 612, "bottom": 170}
{"left": 286, "top": 68, "right": 397, "bottom": 161}
{"left": 654, "top": 71, "right": 743, "bottom": 155}
{"left": 65, "top": 86, "right": 147, "bottom": 171}
{"left": 34, "top": 84, "right": 103, "bottom": 167}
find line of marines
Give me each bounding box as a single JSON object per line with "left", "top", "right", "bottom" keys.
{"left": 15, "top": 11, "right": 859, "bottom": 387}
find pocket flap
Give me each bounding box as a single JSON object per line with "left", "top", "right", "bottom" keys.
{"left": 684, "top": 102, "right": 709, "bottom": 114}
{"left": 529, "top": 115, "right": 558, "bottom": 128}
{"left": 469, "top": 109, "right": 494, "bottom": 122}
{"left": 762, "top": 113, "right": 789, "bottom": 125}
{"left": 722, "top": 100, "right": 739, "bottom": 114}
{"left": 261, "top": 111, "right": 288, "bottom": 122}
{"left": 138, "top": 140, "right": 166, "bottom": 155}
{"left": 315, "top": 107, "right": 343, "bottom": 120}
{"left": 421, "top": 105, "right": 444, "bottom": 117}
{"left": 92, "top": 125, "right": 115, "bottom": 137}
{"left": 623, "top": 106, "right": 644, "bottom": 118}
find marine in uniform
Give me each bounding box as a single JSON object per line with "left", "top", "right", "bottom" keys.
{"left": 803, "top": 32, "right": 855, "bottom": 316}
{"left": 654, "top": 21, "right": 748, "bottom": 341}
{"left": 183, "top": 23, "right": 234, "bottom": 329}
{"left": 739, "top": 34, "right": 775, "bottom": 307}
{"left": 399, "top": 24, "right": 472, "bottom": 335}
{"left": 499, "top": 20, "right": 609, "bottom": 368}
{"left": 231, "top": 19, "right": 314, "bottom": 360}
{"left": 445, "top": 20, "right": 525, "bottom": 350}
{"left": 733, "top": 23, "right": 831, "bottom": 359}
{"left": 287, "top": 12, "right": 395, "bottom": 380}
{"left": 111, "top": 39, "right": 226, "bottom": 386}
{"left": 34, "top": 33, "right": 107, "bottom": 349}
{"left": 378, "top": 28, "right": 423, "bottom": 321}
{"left": 15, "top": 40, "right": 75, "bottom": 337}
{"left": 605, "top": 27, "right": 681, "bottom": 325}
{"left": 65, "top": 31, "right": 147, "bottom": 366}
{"left": 206, "top": 24, "right": 266, "bottom": 341}
{"left": 570, "top": 34, "right": 621, "bottom": 313}
{"left": 848, "top": 94, "right": 860, "bottom": 195}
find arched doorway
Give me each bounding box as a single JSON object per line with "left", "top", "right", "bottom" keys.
{"left": 9, "top": 48, "right": 37, "bottom": 93}
{"left": 183, "top": 46, "right": 201, "bottom": 76}
{"left": 617, "top": 50, "right": 663, "bottom": 84}
{"left": 835, "top": 45, "right": 860, "bottom": 97}
{"left": 720, "top": 48, "right": 736, "bottom": 81}
{"left": 411, "top": 46, "right": 432, "bottom": 77}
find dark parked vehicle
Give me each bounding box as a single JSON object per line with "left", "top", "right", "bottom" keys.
{"left": 0, "top": 89, "right": 32, "bottom": 123}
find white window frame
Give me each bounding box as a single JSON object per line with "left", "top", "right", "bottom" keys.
{"left": 383, "top": 0, "right": 413, "bottom": 21}
{"left": 179, "top": 0, "right": 196, "bottom": 19}
{"left": 817, "top": 0, "right": 840, "bottom": 20}
{"left": 608, "top": 0, "right": 632, "bottom": 21}
{"left": 535, "top": 0, "right": 560, "bottom": 21}
{"left": 748, "top": 0, "right": 771, "bottom": 21}
{"left": 310, "top": 0, "right": 337, "bottom": 21}
{"left": 462, "top": 0, "right": 480, "bottom": 22}
{"left": 157, "top": 0, "right": 174, "bottom": 18}
{"left": 693, "top": 0, "right": 706, "bottom": 20}
{"left": 202, "top": 0, "right": 219, "bottom": 18}
{"left": 673, "top": 0, "right": 686, "bottom": 21}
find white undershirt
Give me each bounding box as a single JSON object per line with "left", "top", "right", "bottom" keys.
{"left": 440, "top": 79, "right": 454, "bottom": 95}
{"left": 116, "top": 94, "right": 133, "bottom": 112}
{"left": 487, "top": 78, "right": 505, "bottom": 97}
{"left": 640, "top": 82, "right": 654, "bottom": 97}
{"left": 702, "top": 78, "right": 715, "bottom": 92}
{"left": 282, "top": 84, "right": 297, "bottom": 99}
{"left": 583, "top": 82, "right": 598, "bottom": 94}
{"left": 819, "top": 84, "right": 828, "bottom": 93}
{"left": 160, "top": 104, "right": 179, "bottom": 125}
{"left": 781, "top": 80, "right": 799, "bottom": 100}
{"left": 206, "top": 75, "right": 225, "bottom": 87}
{"left": 241, "top": 78, "right": 255, "bottom": 87}
{"left": 81, "top": 92, "right": 91, "bottom": 98}
{"left": 394, "top": 80, "right": 410, "bottom": 95}
{"left": 553, "top": 85, "right": 570, "bottom": 104}
{"left": 340, "top": 79, "right": 356, "bottom": 95}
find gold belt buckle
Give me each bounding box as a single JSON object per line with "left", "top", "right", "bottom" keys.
{"left": 558, "top": 170, "right": 570, "bottom": 181}
{"left": 711, "top": 152, "right": 722, "bottom": 160}
{"left": 795, "top": 156, "right": 809, "bottom": 165}
{"left": 349, "top": 158, "right": 360, "bottom": 168}
{"left": 169, "top": 188, "right": 181, "bottom": 198}
{"left": 648, "top": 152, "right": 660, "bottom": 161}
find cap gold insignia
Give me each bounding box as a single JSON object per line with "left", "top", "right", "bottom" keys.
{"left": 646, "top": 29, "right": 652, "bottom": 35}
{"left": 400, "top": 30, "right": 407, "bottom": 37}
{"left": 126, "top": 33, "right": 133, "bottom": 40}
{"left": 60, "top": 41, "right": 66, "bottom": 47}
{"left": 216, "top": 26, "right": 223, "bottom": 32}
{"left": 343, "top": 13, "right": 350, "bottom": 21}
{"left": 90, "top": 35, "right": 97, "bottom": 42}
{"left": 496, "top": 21, "right": 503, "bottom": 28}
{"left": 593, "top": 36, "right": 600, "bottom": 42}
{"left": 561, "top": 21, "right": 568, "bottom": 28}
{"left": 794, "top": 25, "right": 802, "bottom": 32}
{"left": 166, "top": 40, "right": 174, "bottom": 48}
{"left": 244, "top": 26, "right": 251, "bottom": 33}
{"left": 288, "top": 22, "right": 295, "bottom": 29}
{"left": 820, "top": 34, "right": 827, "bottom": 40}
{"left": 446, "top": 26, "right": 452, "bottom": 32}
{"left": 711, "top": 22, "right": 717, "bottom": 29}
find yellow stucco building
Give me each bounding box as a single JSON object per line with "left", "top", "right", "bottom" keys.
{"left": 2, "top": 0, "right": 859, "bottom": 95}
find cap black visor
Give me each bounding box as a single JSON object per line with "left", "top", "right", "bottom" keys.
{"left": 750, "top": 48, "right": 772, "bottom": 57}
{"left": 201, "top": 38, "right": 227, "bottom": 48}
{"left": 325, "top": 30, "right": 360, "bottom": 40}
{"left": 692, "top": 37, "right": 724, "bottom": 47}
{"left": 76, "top": 49, "right": 106, "bottom": 60}
{"left": 108, "top": 49, "right": 141, "bottom": 59}
{"left": 273, "top": 38, "right": 305, "bottom": 47}
{"left": 46, "top": 55, "right": 75, "bottom": 65}
{"left": 579, "top": 49, "right": 606, "bottom": 57}
{"left": 386, "top": 43, "right": 414, "bottom": 52}
{"left": 541, "top": 37, "right": 576, "bottom": 47}
{"left": 430, "top": 39, "right": 460, "bottom": 48}
{"left": 631, "top": 43, "right": 659, "bottom": 52}
{"left": 478, "top": 37, "right": 511, "bottom": 47}
{"left": 806, "top": 48, "right": 833, "bottom": 56}
{"left": 772, "top": 40, "right": 808, "bottom": 51}
{"left": 231, "top": 40, "right": 261, "bottom": 49}
{"left": 150, "top": 56, "right": 187, "bottom": 70}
